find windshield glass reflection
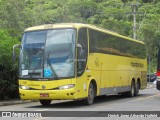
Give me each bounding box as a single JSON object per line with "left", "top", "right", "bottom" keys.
{"left": 19, "top": 29, "right": 76, "bottom": 79}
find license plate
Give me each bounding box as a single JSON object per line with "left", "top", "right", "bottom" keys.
{"left": 40, "top": 93, "right": 49, "bottom": 97}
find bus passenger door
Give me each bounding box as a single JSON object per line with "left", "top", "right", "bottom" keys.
{"left": 76, "top": 28, "right": 88, "bottom": 99}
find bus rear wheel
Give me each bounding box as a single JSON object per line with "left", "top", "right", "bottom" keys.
{"left": 83, "top": 83, "right": 95, "bottom": 105}
{"left": 39, "top": 100, "right": 51, "bottom": 106}
{"left": 134, "top": 82, "right": 140, "bottom": 96}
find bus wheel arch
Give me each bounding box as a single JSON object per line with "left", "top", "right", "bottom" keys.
{"left": 83, "top": 79, "right": 97, "bottom": 105}
{"left": 90, "top": 79, "right": 97, "bottom": 97}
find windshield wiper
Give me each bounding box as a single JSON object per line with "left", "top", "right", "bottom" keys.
{"left": 30, "top": 58, "right": 42, "bottom": 79}
{"left": 29, "top": 48, "right": 44, "bottom": 79}
{"left": 47, "top": 52, "right": 58, "bottom": 79}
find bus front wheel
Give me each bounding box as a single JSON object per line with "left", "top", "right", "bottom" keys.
{"left": 39, "top": 100, "right": 51, "bottom": 106}
{"left": 127, "top": 80, "right": 135, "bottom": 97}
{"left": 83, "top": 83, "right": 95, "bottom": 105}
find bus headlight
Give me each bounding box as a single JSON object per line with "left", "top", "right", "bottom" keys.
{"left": 19, "top": 85, "right": 30, "bottom": 90}
{"left": 58, "top": 84, "right": 75, "bottom": 90}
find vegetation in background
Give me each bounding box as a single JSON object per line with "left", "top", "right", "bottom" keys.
{"left": 0, "top": 0, "right": 160, "bottom": 99}
{"left": 0, "top": 30, "right": 19, "bottom": 99}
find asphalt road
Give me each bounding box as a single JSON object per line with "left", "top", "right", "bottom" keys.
{"left": 0, "top": 86, "right": 160, "bottom": 120}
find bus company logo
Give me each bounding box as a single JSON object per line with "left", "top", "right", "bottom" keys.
{"left": 42, "top": 85, "right": 46, "bottom": 89}
{"left": 131, "top": 62, "right": 144, "bottom": 68}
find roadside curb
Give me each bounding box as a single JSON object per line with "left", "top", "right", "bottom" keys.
{"left": 0, "top": 100, "right": 36, "bottom": 106}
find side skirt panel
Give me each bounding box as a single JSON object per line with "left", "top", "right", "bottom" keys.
{"left": 99, "top": 86, "right": 131, "bottom": 95}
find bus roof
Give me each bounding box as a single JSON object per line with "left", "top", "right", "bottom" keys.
{"left": 24, "top": 23, "right": 84, "bottom": 31}
{"left": 24, "top": 23, "right": 144, "bottom": 45}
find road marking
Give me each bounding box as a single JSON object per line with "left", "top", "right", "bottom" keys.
{"left": 93, "top": 93, "right": 160, "bottom": 109}
{"left": 131, "top": 93, "right": 160, "bottom": 101}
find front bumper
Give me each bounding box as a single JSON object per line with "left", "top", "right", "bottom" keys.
{"left": 19, "top": 88, "right": 76, "bottom": 100}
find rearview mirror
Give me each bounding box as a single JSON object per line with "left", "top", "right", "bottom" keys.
{"left": 77, "top": 44, "right": 83, "bottom": 55}
{"left": 13, "top": 44, "right": 21, "bottom": 62}
{"left": 77, "top": 44, "right": 82, "bottom": 49}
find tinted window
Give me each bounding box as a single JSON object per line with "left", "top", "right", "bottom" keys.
{"left": 89, "top": 29, "right": 146, "bottom": 59}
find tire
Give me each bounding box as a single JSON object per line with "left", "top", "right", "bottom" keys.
{"left": 39, "top": 100, "right": 51, "bottom": 106}
{"left": 134, "top": 82, "right": 140, "bottom": 96}
{"left": 83, "top": 83, "right": 95, "bottom": 105}
{"left": 127, "top": 80, "right": 135, "bottom": 97}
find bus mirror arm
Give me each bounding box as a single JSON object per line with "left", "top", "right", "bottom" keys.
{"left": 77, "top": 44, "right": 82, "bottom": 49}
{"left": 77, "top": 44, "right": 82, "bottom": 54}
{"left": 13, "top": 44, "right": 21, "bottom": 62}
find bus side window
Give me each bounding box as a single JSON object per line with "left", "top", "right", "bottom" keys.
{"left": 77, "top": 28, "right": 88, "bottom": 76}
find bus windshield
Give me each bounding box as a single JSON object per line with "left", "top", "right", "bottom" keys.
{"left": 19, "top": 29, "right": 76, "bottom": 79}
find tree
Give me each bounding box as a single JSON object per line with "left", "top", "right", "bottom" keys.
{"left": 0, "top": 0, "right": 26, "bottom": 32}
{"left": 0, "top": 30, "right": 19, "bottom": 99}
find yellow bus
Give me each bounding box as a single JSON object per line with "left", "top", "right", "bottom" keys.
{"left": 13, "top": 23, "right": 147, "bottom": 106}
